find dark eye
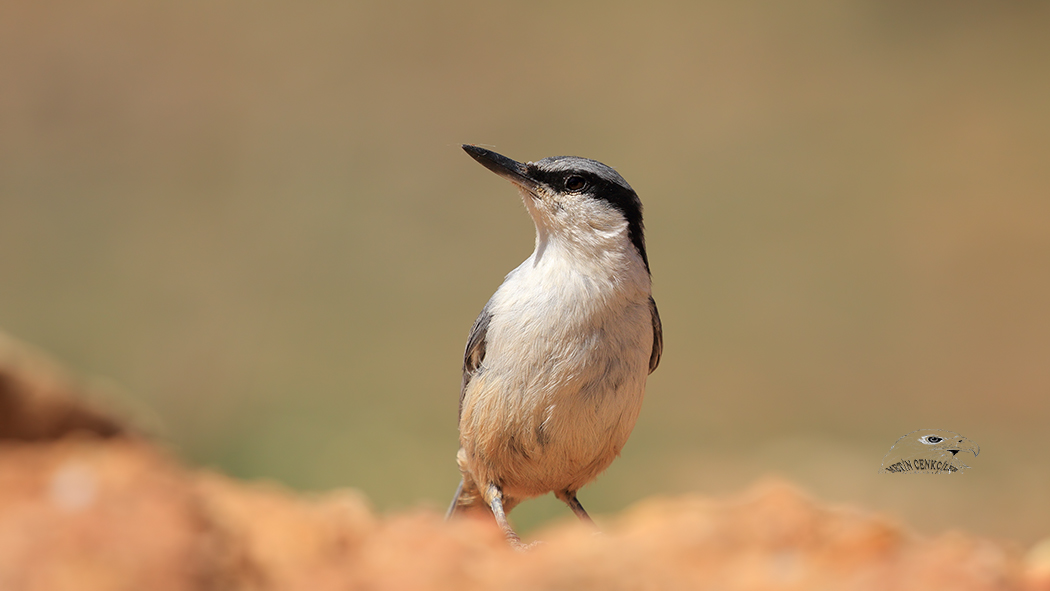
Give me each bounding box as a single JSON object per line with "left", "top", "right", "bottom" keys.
{"left": 565, "top": 175, "right": 587, "bottom": 192}
{"left": 922, "top": 436, "right": 943, "bottom": 444}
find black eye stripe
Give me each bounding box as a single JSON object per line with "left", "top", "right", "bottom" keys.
{"left": 525, "top": 160, "right": 650, "bottom": 275}
{"left": 565, "top": 175, "right": 587, "bottom": 191}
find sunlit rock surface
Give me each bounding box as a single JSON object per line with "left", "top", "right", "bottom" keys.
{"left": 0, "top": 332, "right": 1045, "bottom": 591}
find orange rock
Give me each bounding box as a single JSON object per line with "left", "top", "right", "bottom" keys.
{"left": 0, "top": 333, "right": 124, "bottom": 441}
{"left": 0, "top": 330, "right": 1042, "bottom": 590}
{"left": 0, "top": 437, "right": 208, "bottom": 591}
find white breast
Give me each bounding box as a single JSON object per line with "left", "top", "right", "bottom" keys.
{"left": 458, "top": 231, "right": 654, "bottom": 499}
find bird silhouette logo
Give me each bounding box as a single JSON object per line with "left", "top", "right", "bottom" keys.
{"left": 879, "top": 429, "right": 980, "bottom": 474}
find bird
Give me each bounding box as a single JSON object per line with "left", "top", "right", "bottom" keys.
{"left": 447, "top": 145, "right": 662, "bottom": 546}
{"left": 879, "top": 429, "right": 980, "bottom": 474}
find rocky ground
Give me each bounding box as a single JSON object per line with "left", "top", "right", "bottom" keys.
{"left": 1, "top": 331, "right": 1048, "bottom": 591}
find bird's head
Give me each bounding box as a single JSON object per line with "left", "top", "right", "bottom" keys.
{"left": 463, "top": 145, "right": 649, "bottom": 273}
{"left": 915, "top": 430, "right": 980, "bottom": 457}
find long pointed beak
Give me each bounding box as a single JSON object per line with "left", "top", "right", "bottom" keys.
{"left": 462, "top": 145, "right": 540, "bottom": 192}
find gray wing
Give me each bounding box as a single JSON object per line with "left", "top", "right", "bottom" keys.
{"left": 648, "top": 296, "right": 663, "bottom": 374}
{"left": 459, "top": 302, "right": 492, "bottom": 420}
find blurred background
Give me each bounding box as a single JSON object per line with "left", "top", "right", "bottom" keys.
{"left": 1, "top": 0, "right": 1048, "bottom": 543}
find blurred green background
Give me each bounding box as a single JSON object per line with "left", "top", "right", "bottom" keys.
{"left": 2, "top": 0, "right": 1048, "bottom": 543}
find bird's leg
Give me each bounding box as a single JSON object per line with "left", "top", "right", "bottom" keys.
{"left": 482, "top": 483, "right": 523, "bottom": 545}
{"left": 445, "top": 479, "right": 465, "bottom": 520}
{"left": 556, "top": 489, "right": 595, "bottom": 526}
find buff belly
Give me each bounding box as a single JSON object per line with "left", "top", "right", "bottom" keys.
{"left": 458, "top": 305, "right": 652, "bottom": 501}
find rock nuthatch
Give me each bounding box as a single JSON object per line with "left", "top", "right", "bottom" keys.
{"left": 447, "top": 145, "right": 662, "bottom": 546}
